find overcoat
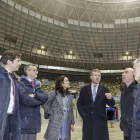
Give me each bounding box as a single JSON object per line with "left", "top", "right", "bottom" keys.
{"left": 77, "top": 84, "right": 115, "bottom": 140}
{"left": 0, "top": 63, "right": 21, "bottom": 140}
{"left": 42, "top": 90, "right": 75, "bottom": 140}
{"left": 131, "top": 84, "right": 140, "bottom": 140}
{"left": 120, "top": 81, "right": 137, "bottom": 137}
{"left": 19, "top": 75, "right": 48, "bottom": 134}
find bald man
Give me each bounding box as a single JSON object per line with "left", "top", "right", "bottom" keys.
{"left": 120, "top": 68, "right": 137, "bottom": 140}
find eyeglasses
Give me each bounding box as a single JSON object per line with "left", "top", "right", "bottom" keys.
{"left": 29, "top": 69, "right": 38, "bottom": 72}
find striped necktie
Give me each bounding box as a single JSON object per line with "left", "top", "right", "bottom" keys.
{"left": 92, "top": 85, "right": 97, "bottom": 102}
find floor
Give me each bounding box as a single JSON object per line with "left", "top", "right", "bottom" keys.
{"left": 37, "top": 109, "right": 123, "bottom": 140}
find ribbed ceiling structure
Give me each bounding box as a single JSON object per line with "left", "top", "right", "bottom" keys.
{"left": 13, "top": 0, "right": 140, "bottom": 23}
{"left": 0, "top": 0, "right": 140, "bottom": 71}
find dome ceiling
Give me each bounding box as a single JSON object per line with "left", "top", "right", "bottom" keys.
{"left": 13, "top": 0, "right": 140, "bottom": 23}
{"left": 0, "top": 0, "right": 140, "bottom": 71}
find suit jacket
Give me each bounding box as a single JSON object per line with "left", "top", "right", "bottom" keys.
{"left": 77, "top": 84, "right": 115, "bottom": 140}
{"left": 42, "top": 90, "right": 75, "bottom": 140}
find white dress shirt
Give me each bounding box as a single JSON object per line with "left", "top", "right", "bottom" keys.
{"left": 6, "top": 68, "right": 14, "bottom": 114}
{"left": 27, "top": 77, "right": 32, "bottom": 82}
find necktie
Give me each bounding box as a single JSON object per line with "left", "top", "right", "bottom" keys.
{"left": 9, "top": 73, "right": 16, "bottom": 113}
{"left": 9, "top": 73, "right": 13, "bottom": 78}
{"left": 31, "top": 81, "right": 34, "bottom": 87}
{"left": 92, "top": 85, "right": 97, "bottom": 102}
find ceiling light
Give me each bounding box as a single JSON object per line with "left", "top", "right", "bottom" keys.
{"left": 41, "top": 46, "right": 44, "bottom": 49}
{"left": 122, "top": 52, "right": 132, "bottom": 56}
{"left": 66, "top": 51, "right": 75, "bottom": 56}
{"left": 37, "top": 46, "right": 47, "bottom": 51}
{"left": 69, "top": 51, "right": 73, "bottom": 54}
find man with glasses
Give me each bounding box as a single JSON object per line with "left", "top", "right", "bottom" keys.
{"left": 19, "top": 64, "right": 48, "bottom": 140}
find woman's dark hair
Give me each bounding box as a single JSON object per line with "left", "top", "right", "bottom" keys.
{"left": 55, "top": 76, "right": 70, "bottom": 96}
{"left": 1, "top": 50, "right": 22, "bottom": 65}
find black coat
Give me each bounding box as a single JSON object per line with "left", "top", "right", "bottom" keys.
{"left": 19, "top": 75, "right": 48, "bottom": 134}
{"left": 77, "top": 84, "right": 115, "bottom": 140}
{"left": 120, "top": 81, "right": 137, "bottom": 136}
{"left": 0, "top": 63, "right": 20, "bottom": 140}
{"left": 131, "top": 84, "right": 140, "bottom": 140}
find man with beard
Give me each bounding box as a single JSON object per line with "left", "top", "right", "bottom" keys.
{"left": 131, "top": 58, "right": 140, "bottom": 140}
{"left": 120, "top": 68, "right": 136, "bottom": 140}
{"left": 77, "top": 69, "right": 115, "bottom": 140}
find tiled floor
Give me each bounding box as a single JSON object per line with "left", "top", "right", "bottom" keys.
{"left": 37, "top": 109, "right": 123, "bottom": 140}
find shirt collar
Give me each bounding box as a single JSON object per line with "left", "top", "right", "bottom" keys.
{"left": 5, "top": 67, "right": 11, "bottom": 73}
{"left": 27, "top": 77, "right": 32, "bottom": 82}
{"left": 91, "top": 83, "right": 99, "bottom": 87}
{"left": 91, "top": 83, "right": 99, "bottom": 91}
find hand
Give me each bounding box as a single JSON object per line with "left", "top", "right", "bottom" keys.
{"left": 71, "top": 125, "right": 74, "bottom": 131}
{"left": 105, "top": 93, "right": 112, "bottom": 99}
{"left": 28, "top": 94, "right": 35, "bottom": 97}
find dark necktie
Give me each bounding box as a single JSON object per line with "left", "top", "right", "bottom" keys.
{"left": 31, "top": 81, "right": 34, "bottom": 87}
{"left": 9, "top": 73, "right": 16, "bottom": 113}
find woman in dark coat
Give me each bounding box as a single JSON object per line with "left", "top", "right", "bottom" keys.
{"left": 42, "top": 76, "right": 75, "bottom": 140}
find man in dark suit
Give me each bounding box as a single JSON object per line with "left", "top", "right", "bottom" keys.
{"left": 77, "top": 69, "right": 115, "bottom": 140}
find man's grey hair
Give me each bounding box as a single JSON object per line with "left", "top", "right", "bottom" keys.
{"left": 125, "top": 68, "right": 134, "bottom": 72}
{"left": 90, "top": 69, "right": 101, "bottom": 76}
{"left": 133, "top": 58, "right": 140, "bottom": 64}
{"left": 24, "top": 64, "right": 37, "bottom": 74}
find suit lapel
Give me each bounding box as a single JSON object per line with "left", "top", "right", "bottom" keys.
{"left": 95, "top": 84, "right": 102, "bottom": 101}
{"left": 87, "top": 84, "right": 93, "bottom": 100}
{"left": 87, "top": 84, "right": 102, "bottom": 102}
